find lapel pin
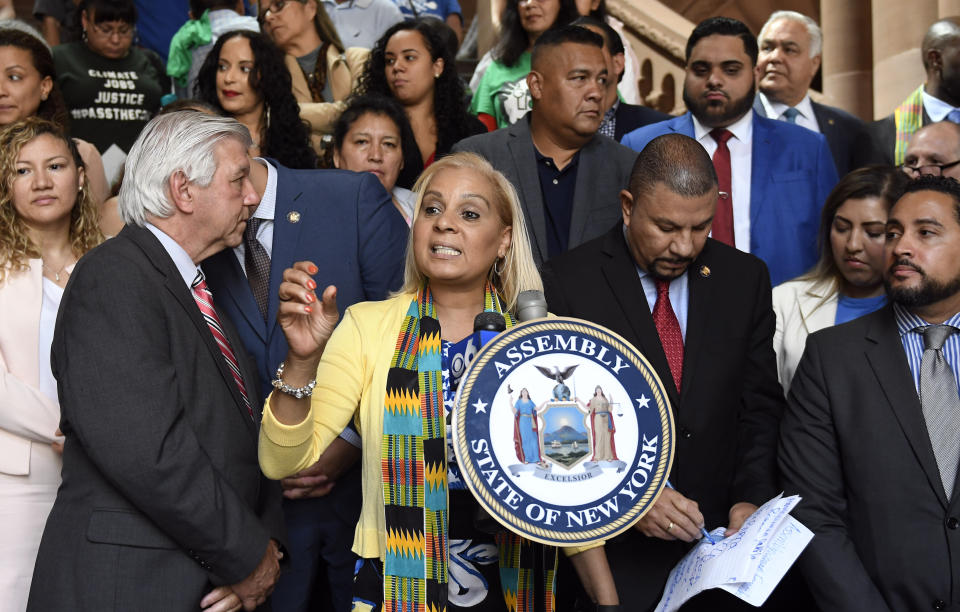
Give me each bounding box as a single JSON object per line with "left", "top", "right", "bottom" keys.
{"left": 287, "top": 211, "right": 301, "bottom": 223}
{"left": 828, "top": 118, "right": 835, "bottom": 125}
{"left": 699, "top": 265, "right": 711, "bottom": 278}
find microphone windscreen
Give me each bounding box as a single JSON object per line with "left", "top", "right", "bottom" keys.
{"left": 474, "top": 311, "right": 507, "bottom": 332}
{"left": 516, "top": 290, "right": 548, "bottom": 321}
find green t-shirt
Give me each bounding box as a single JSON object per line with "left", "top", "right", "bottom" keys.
{"left": 470, "top": 52, "right": 532, "bottom": 129}
{"left": 53, "top": 42, "right": 167, "bottom": 155}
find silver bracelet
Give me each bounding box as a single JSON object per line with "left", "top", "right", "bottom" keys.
{"left": 271, "top": 361, "right": 317, "bottom": 399}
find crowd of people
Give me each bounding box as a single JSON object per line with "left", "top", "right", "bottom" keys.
{"left": 2, "top": 2, "right": 960, "bottom": 612}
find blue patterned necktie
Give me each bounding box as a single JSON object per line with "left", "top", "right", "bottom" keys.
{"left": 948, "top": 109, "right": 960, "bottom": 124}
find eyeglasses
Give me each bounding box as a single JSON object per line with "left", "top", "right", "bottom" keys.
{"left": 258, "top": 0, "right": 301, "bottom": 24}
{"left": 90, "top": 22, "right": 135, "bottom": 38}
{"left": 900, "top": 159, "right": 960, "bottom": 177}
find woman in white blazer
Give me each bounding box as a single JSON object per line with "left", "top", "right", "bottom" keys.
{"left": 773, "top": 166, "right": 906, "bottom": 395}
{"left": 0, "top": 118, "right": 103, "bottom": 609}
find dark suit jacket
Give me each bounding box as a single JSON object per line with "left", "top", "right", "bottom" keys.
{"left": 752, "top": 95, "right": 878, "bottom": 177}
{"left": 28, "top": 226, "right": 285, "bottom": 611}
{"left": 779, "top": 305, "right": 960, "bottom": 611}
{"left": 542, "top": 225, "right": 784, "bottom": 609}
{"left": 202, "top": 163, "right": 408, "bottom": 399}
{"left": 613, "top": 102, "right": 670, "bottom": 142}
{"left": 869, "top": 107, "right": 933, "bottom": 166}
{"left": 453, "top": 115, "right": 638, "bottom": 266}
{"left": 622, "top": 112, "right": 838, "bottom": 286}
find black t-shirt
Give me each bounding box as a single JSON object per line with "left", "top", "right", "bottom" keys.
{"left": 53, "top": 41, "right": 167, "bottom": 156}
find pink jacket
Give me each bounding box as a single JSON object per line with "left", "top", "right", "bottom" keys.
{"left": 0, "top": 260, "right": 65, "bottom": 476}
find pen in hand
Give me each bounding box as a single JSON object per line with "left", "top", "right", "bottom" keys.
{"left": 665, "top": 480, "right": 717, "bottom": 544}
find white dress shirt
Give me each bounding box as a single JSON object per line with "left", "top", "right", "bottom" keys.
{"left": 758, "top": 92, "right": 821, "bottom": 133}
{"left": 145, "top": 223, "right": 199, "bottom": 288}
{"left": 921, "top": 89, "right": 957, "bottom": 122}
{"left": 692, "top": 111, "right": 753, "bottom": 251}
{"left": 37, "top": 278, "right": 64, "bottom": 404}
{"left": 232, "top": 158, "right": 277, "bottom": 275}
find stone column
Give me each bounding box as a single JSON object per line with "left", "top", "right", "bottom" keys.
{"left": 820, "top": 0, "right": 874, "bottom": 121}
{"left": 871, "top": 0, "right": 936, "bottom": 119}
{"left": 940, "top": 1, "right": 960, "bottom": 16}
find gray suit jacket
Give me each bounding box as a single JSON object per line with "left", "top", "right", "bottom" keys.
{"left": 28, "top": 225, "right": 285, "bottom": 612}
{"left": 453, "top": 116, "right": 638, "bottom": 265}
{"left": 779, "top": 305, "right": 960, "bottom": 611}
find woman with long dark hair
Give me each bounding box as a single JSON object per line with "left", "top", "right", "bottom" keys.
{"left": 196, "top": 29, "right": 317, "bottom": 169}
{"left": 358, "top": 18, "right": 485, "bottom": 188}
{"left": 773, "top": 165, "right": 906, "bottom": 394}
{"left": 469, "top": 0, "right": 579, "bottom": 130}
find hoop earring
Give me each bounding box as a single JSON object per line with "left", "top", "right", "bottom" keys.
{"left": 493, "top": 256, "right": 504, "bottom": 276}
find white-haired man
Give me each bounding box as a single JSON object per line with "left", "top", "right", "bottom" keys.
{"left": 28, "top": 111, "right": 286, "bottom": 612}
{"left": 753, "top": 10, "right": 876, "bottom": 176}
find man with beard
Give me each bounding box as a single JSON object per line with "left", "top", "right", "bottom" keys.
{"left": 622, "top": 16, "right": 837, "bottom": 286}
{"left": 543, "top": 134, "right": 786, "bottom": 610}
{"left": 870, "top": 17, "right": 960, "bottom": 166}
{"left": 780, "top": 175, "right": 960, "bottom": 611}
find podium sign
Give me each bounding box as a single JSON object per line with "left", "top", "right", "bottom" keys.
{"left": 452, "top": 317, "right": 675, "bottom": 546}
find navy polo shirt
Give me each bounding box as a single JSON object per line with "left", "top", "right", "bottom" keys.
{"left": 534, "top": 148, "right": 580, "bottom": 259}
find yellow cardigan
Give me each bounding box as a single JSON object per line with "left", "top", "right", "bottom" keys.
{"left": 259, "top": 293, "right": 599, "bottom": 559}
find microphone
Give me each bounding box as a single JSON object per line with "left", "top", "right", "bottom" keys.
{"left": 516, "top": 290, "right": 548, "bottom": 321}
{"left": 474, "top": 311, "right": 506, "bottom": 347}
{"left": 470, "top": 311, "right": 507, "bottom": 535}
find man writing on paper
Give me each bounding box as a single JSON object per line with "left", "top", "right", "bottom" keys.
{"left": 780, "top": 175, "right": 960, "bottom": 611}
{"left": 542, "top": 134, "right": 785, "bottom": 610}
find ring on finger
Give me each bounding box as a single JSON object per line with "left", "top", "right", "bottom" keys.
{"left": 666, "top": 521, "right": 674, "bottom": 531}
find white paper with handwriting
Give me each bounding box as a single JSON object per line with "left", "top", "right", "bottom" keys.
{"left": 654, "top": 493, "right": 813, "bottom": 612}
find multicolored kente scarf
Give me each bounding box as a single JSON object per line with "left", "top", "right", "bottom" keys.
{"left": 382, "top": 282, "right": 556, "bottom": 612}
{"left": 893, "top": 85, "right": 925, "bottom": 165}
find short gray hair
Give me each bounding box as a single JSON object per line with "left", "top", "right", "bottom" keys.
{"left": 118, "top": 111, "right": 252, "bottom": 227}
{"left": 759, "top": 10, "right": 822, "bottom": 58}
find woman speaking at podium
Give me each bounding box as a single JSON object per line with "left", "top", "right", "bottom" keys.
{"left": 258, "top": 152, "right": 617, "bottom": 611}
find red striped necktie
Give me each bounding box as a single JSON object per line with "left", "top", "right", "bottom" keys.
{"left": 191, "top": 271, "right": 253, "bottom": 418}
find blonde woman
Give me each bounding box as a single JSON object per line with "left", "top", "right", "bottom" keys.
{"left": 0, "top": 117, "right": 103, "bottom": 609}
{"left": 260, "top": 152, "right": 618, "bottom": 611}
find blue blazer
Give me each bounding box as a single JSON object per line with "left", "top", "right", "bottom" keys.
{"left": 203, "top": 162, "right": 408, "bottom": 399}
{"left": 622, "top": 112, "right": 838, "bottom": 286}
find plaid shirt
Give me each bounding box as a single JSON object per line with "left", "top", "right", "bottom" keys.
{"left": 598, "top": 100, "right": 619, "bottom": 139}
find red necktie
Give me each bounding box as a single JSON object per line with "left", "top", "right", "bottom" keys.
{"left": 710, "top": 128, "right": 735, "bottom": 247}
{"left": 192, "top": 271, "right": 253, "bottom": 418}
{"left": 652, "top": 279, "right": 684, "bottom": 392}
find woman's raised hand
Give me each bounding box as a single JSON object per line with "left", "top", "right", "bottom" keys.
{"left": 277, "top": 261, "right": 339, "bottom": 362}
